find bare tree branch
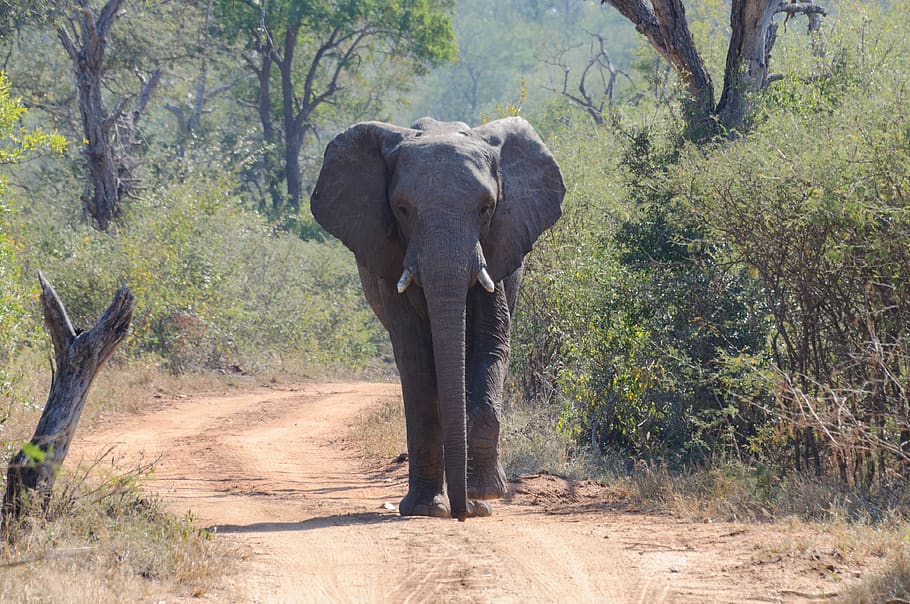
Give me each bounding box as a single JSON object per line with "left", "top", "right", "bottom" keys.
{"left": 132, "top": 68, "right": 161, "bottom": 120}
{"left": 544, "top": 33, "right": 634, "bottom": 125}
{"left": 603, "top": 0, "right": 826, "bottom": 138}
{"left": 602, "top": 0, "right": 715, "bottom": 138}
{"left": 37, "top": 272, "right": 76, "bottom": 369}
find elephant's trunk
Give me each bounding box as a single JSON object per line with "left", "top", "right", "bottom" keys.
{"left": 418, "top": 230, "right": 473, "bottom": 521}
{"left": 425, "top": 294, "right": 468, "bottom": 520}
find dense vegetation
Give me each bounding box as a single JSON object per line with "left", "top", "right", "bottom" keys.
{"left": 518, "top": 1, "right": 910, "bottom": 508}
{"left": 0, "top": 0, "right": 908, "bottom": 530}
{"left": 0, "top": 1, "right": 641, "bottom": 390}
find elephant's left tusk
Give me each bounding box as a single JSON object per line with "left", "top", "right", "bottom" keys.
{"left": 478, "top": 268, "right": 495, "bottom": 293}
{"left": 397, "top": 268, "right": 414, "bottom": 294}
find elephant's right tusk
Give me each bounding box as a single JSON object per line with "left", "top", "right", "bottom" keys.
{"left": 478, "top": 268, "right": 495, "bottom": 293}
{"left": 397, "top": 268, "right": 414, "bottom": 294}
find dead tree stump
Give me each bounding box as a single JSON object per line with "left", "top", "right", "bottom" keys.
{"left": 2, "top": 273, "right": 133, "bottom": 531}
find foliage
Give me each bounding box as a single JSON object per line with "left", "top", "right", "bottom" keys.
{"left": 837, "top": 547, "right": 910, "bottom": 604}
{"left": 680, "top": 14, "right": 910, "bottom": 486}
{"left": 215, "top": 0, "right": 456, "bottom": 66}
{"left": 0, "top": 74, "right": 66, "bottom": 165}
{"left": 213, "top": 0, "right": 456, "bottom": 215}
{"left": 398, "top": 0, "right": 636, "bottom": 125}
{"left": 0, "top": 71, "right": 65, "bottom": 426}
{"left": 0, "top": 0, "right": 58, "bottom": 39}
{"left": 513, "top": 111, "right": 769, "bottom": 466}
{"left": 509, "top": 3, "right": 910, "bottom": 500}
{"left": 25, "top": 175, "right": 386, "bottom": 375}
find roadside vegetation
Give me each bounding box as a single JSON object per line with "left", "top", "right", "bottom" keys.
{"left": 516, "top": 0, "right": 910, "bottom": 503}
{"left": 1, "top": 0, "right": 909, "bottom": 599}
{"left": 1, "top": 456, "right": 224, "bottom": 602}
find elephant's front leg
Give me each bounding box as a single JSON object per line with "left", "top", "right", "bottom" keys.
{"left": 465, "top": 282, "right": 511, "bottom": 501}
{"left": 379, "top": 283, "right": 450, "bottom": 518}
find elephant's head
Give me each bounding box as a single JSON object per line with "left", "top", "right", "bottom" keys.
{"left": 310, "top": 116, "right": 565, "bottom": 520}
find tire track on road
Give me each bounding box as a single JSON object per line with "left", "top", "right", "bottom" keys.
{"left": 72, "top": 382, "right": 849, "bottom": 603}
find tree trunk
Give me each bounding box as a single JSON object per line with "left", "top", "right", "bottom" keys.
{"left": 601, "top": 0, "right": 716, "bottom": 140}
{"left": 2, "top": 273, "right": 133, "bottom": 533}
{"left": 279, "top": 25, "right": 303, "bottom": 213}
{"left": 716, "top": 0, "right": 777, "bottom": 133}
{"left": 189, "top": 0, "right": 215, "bottom": 137}
{"left": 248, "top": 48, "right": 285, "bottom": 214}
{"left": 57, "top": 1, "right": 122, "bottom": 230}
{"left": 57, "top": 0, "right": 158, "bottom": 230}
{"left": 285, "top": 124, "right": 304, "bottom": 213}
{"left": 164, "top": 0, "right": 215, "bottom": 158}
{"left": 255, "top": 50, "right": 275, "bottom": 145}
{"left": 602, "top": 0, "right": 826, "bottom": 140}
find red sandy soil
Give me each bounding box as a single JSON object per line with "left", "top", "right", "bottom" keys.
{"left": 73, "top": 382, "right": 868, "bottom": 603}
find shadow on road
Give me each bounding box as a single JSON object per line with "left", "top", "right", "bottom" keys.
{"left": 208, "top": 511, "right": 410, "bottom": 534}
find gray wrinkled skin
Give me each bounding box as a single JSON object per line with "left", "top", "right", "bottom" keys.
{"left": 311, "top": 117, "right": 565, "bottom": 520}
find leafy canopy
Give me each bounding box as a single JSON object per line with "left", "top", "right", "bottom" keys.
{"left": 216, "top": 0, "right": 456, "bottom": 69}
{"left": 0, "top": 72, "right": 66, "bottom": 167}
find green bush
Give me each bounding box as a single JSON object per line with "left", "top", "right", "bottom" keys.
{"left": 509, "top": 5, "right": 910, "bottom": 496}
{"left": 677, "top": 6, "right": 910, "bottom": 486}
{"left": 23, "top": 176, "right": 387, "bottom": 375}
{"left": 512, "top": 114, "right": 768, "bottom": 465}
{"left": 0, "top": 71, "right": 65, "bottom": 416}
{"left": 682, "top": 90, "right": 910, "bottom": 484}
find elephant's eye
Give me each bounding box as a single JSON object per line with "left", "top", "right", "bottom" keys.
{"left": 480, "top": 205, "right": 493, "bottom": 218}
{"left": 396, "top": 205, "right": 409, "bottom": 218}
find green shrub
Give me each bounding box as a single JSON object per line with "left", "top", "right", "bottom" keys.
{"left": 0, "top": 71, "right": 65, "bottom": 420}
{"left": 512, "top": 115, "right": 768, "bottom": 466}
{"left": 679, "top": 7, "right": 910, "bottom": 486}
{"left": 24, "top": 176, "right": 387, "bottom": 375}
{"left": 509, "top": 5, "right": 910, "bottom": 500}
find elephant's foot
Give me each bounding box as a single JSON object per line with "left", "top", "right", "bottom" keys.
{"left": 451, "top": 500, "right": 494, "bottom": 520}
{"left": 467, "top": 500, "right": 492, "bottom": 517}
{"left": 399, "top": 489, "right": 450, "bottom": 518}
{"left": 467, "top": 458, "right": 508, "bottom": 501}
{"left": 399, "top": 489, "right": 494, "bottom": 519}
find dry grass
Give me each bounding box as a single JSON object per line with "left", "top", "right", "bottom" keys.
{"left": 357, "top": 396, "right": 407, "bottom": 461}
{"left": 500, "top": 400, "right": 596, "bottom": 478}
{"left": 0, "top": 455, "right": 228, "bottom": 603}
{"left": 0, "top": 358, "right": 249, "bottom": 603}
{"left": 836, "top": 547, "right": 910, "bottom": 603}
{"left": 355, "top": 394, "right": 593, "bottom": 477}
{"left": 620, "top": 460, "right": 910, "bottom": 524}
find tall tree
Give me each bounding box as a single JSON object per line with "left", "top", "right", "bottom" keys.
{"left": 163, "top": 0, "right": 217, "bottom": 156}
{"left": 601, "top": 0, "right": 826, "bottom": 140}
{"left": 216, "top": 0, "right": 456, "bottom": 215}
{"left": 57, "top": 0, "right": 160, "bottom": 230}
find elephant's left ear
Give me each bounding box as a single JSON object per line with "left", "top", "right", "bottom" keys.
{"left": 474, "top": 117, "right": 566, "bottom": 282}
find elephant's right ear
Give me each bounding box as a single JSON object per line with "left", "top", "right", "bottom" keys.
{"left": 310, "top": 122, "right": 410, "bottom": 279}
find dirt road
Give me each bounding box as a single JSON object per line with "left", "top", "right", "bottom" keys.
{"left": 75, "top": 383, "right": 859, "bottom": 603}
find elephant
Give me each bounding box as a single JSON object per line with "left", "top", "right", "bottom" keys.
{"left": 310, "top": 116, "right": 565, "bottom": 521}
